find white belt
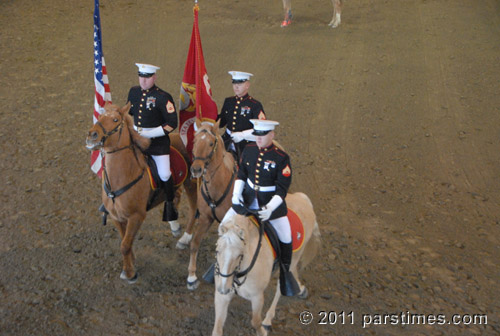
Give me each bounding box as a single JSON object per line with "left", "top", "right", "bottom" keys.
{"left": 225, "top": 129, "right": 232, "bottom": 135}
{"left": 247, "top": 179, "right": 276, "bottom": 192}
{"left": 134, "top": 125, "right": 159, "bottom": 132}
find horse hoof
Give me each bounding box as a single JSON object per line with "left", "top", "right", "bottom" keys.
{"left": 298, "top": 286, "right": 308, "bottom": 299}
{"left": 120, "top": 271, "right": 138, "bottom": 284}
{"left": 262, "top": 324, "right": 272, "bottom": 332}
{"left": 187, "top": 279, "right": 199, "bottom": 291}
{"left": 176, "top": 241, "right": 188, "bottom": 250}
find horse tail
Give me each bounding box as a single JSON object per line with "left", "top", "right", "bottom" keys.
{"left": 292, "top": 192, "right": 321, "bottom": 270}
{"left": 300, "top": 220, "right": 321, "bottom": 270}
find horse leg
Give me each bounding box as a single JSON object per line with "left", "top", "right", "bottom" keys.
{"left": 176, "top": 181, "right": 197, "bottom": 249}
{"left": 281, "top": 0, "right": 292, "bottom": 27}
{"left": 250, "top": 292, "right": 267, "bottom": 336}
{"left": 119, "top": 213, "right": 145, "bottom": 283}
{"left": 262, "top": 281, "right": 282, "bottom": 330}
{"left": 329, "top": 0, "right": 342, "bottom": 28}
{"left": 212, "top": 290, "right": 234, "bottom": 336}
{"left": 187, "top": 213, "right": 213, "bottom": 290}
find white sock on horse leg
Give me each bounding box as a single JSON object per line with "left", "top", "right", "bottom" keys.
{"left": 169, "top": 220, "right": 180, "bottom": 232}
{"left": 179, "top": 232, "right": 193, "bottom": 245}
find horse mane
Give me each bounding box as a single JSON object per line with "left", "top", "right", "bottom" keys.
{"left": 124, "top": 113, "right": 151, "bottom": 151}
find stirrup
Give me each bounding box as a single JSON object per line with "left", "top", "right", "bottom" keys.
{"left": 280, "top": 270, "right": 300, "bottom": 296}
{"left": 99, "top": 204, "right": 108, "bottom": 226}
{"left": 163, "top": 201, "right": 178, "bottom": 221}
{"left": 202, "top": 263, "right": 215, "bottom": 284}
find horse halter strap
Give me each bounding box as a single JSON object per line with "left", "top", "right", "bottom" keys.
{"left": 192, "top": 129, "right": 218, "bottom": 163}
{"left": 215, "top": 216, "right": 266, "bottom": 288}
{"left": 96, "top": 117, "right": 124, "bottom": 147}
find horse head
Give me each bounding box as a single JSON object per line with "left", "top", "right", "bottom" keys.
{"left": 215, "top": 215, "right": 247, "bottom": 295}
{"left": 190, "top": 118, "right": 221, "bottom": 178}
{"left": 86, "top": 102, "right": 150, "bottom": 152}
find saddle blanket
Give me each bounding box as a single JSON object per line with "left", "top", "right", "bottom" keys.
{"left": 146, "top": 146, "right": 188, "bottom": 189}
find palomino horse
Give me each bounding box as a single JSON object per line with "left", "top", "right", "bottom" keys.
{"left": 212, "top": 193, "right": 321, "bottom": 336}
{"left": 281, "top": 0, "right": 343, "bottom": 27}
{"left": 179, "top": 119, "right": 237, "bottom": 290}
{"left": 85, "top": 103, "right": 197, "bottom": 283}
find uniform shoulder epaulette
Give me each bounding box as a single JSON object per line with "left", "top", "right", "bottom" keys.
{"left": 273, "top": 145, "right": 287, "bottom": 157}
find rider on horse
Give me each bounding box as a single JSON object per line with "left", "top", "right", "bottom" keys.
{"left": 217, "top": 71, "right": 266, "bottom": 161}
{"left": 223, "top": 119, "right": 300, "bottom": 297}
{"left": 127, "top": 63, "right": 179, "bottom": 222}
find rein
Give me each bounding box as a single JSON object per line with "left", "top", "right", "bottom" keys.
{"left": 201, "top": 162, "right": 237, "bottom": 223}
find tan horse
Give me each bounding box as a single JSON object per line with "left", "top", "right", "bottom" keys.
{"left": 212, "top": 193, "right": 321, "bottom": 336}
{"left": 281, "top": 0, "right": 343, "bottom": 27}
{"left": 179, "top": 119, "right": 237, "bottom": 290}
{"left": 85, "top": 103, "right": 197, "bottom": 283}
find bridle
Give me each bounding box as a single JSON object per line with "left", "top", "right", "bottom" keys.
{"left": 215, "top": 213, "right": 266, "bottom": 291}
{"left": 193, "top": 128, "right": 237, "bottom": 222}
{"left": 94, "top": 115, "right": 125, "bottom": 150}
{"left": 97, "top": 113, "right": 145, "bottom": 202}
{"left": 192, "top": 128, "right": 219, "bottom": 163}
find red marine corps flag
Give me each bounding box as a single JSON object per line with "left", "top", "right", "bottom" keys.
{"left": 179, "top": 2, "right": 218, "bottom": 158}
{"left": 91, "top": 0, "right": 112, "bottom": 177}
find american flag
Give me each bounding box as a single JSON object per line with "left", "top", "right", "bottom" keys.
{"left": 91, "top": 0, "right": 112, "bottom": 176}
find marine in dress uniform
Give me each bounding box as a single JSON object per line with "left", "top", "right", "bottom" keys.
{"left": 127, "top": 63, "right": 179, "bottom": 224}
{"left": 223, "top": 119, "right": 300, "bottom": 297}
{"left": 217, "top": 71, "right": 266, "bottom": 159}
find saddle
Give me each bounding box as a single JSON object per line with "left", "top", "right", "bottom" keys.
{"left": 144, "top": 146, "right": 188, "bottom": 211}
{"left": 249, "top": 208, "right": 305, "bottom": 260}
{"left": 145, "top": 146, "right": 188, "bottom": 190}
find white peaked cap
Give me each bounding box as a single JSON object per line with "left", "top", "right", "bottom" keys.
{"left": 228, "top": 71, "right": 253, "bottom": 83}
{"left": 250, "top": 119, "right": 279, "bottom": 135}
{"left": 136, "top": 63, "right": 160, "bottom": 75}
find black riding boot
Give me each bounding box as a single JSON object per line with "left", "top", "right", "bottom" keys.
{"left": 162, "top": 178, "right": 178, "bottom": 221}
{"left": 279, "top": 242, "right": 300, "bottom": 297}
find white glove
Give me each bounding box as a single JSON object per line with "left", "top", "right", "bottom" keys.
{"left": 231, "top": 179, "right": 245, "bottom": 205}
{"left": 139, "top": 126, "right": 165, "bottom": 138}
{"left": 258, "top": 195, "right": 283, "bottom": 221}
{"left": 241, "top": 129, "right": 256, "bottom": 142}
{"left": 231, "top": 132, "right": 244, "bottom": 143}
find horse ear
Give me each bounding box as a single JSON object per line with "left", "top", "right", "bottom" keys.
{"left": 218, "top": 224, "right": 228, "bottom": 236}
{"left": 195, "top": 118, "right": 202, "bottom": 130}
{"left": 121, "top": 102, "right": 132, "bottom": 116}
{"left": 213, "top": 119, "right": 220, "bottom": 133}
{"left": 238, "top": 229, "right": 245, "bottom": 240}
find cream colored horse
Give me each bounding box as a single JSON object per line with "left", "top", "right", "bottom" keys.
{"left": 212, "top": 193, "right": 321, "bottom": 336}
{"left": 281, "top": 0, "right": 343, "bottom": 27}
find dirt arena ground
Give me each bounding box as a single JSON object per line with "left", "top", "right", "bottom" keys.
{"left": 1, "top": 0, "right": 499, "bottom": 335}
